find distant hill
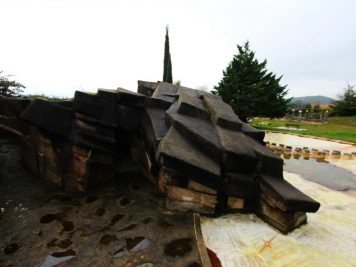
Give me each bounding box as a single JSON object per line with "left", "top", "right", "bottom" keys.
{"left": 291, "top": 95, "right": 336, "bottom": 105}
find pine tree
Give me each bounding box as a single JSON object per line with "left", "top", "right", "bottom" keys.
{"left": 212, "top": 42, "right": 291, "bottom": 122}
{"left": 0, "top": 71, "right": 25, "bottom": 97}
{"left": 333, "top": 84, "right": 356, "bottom": 116}
{"left": 163, "top": 26, "right": 173, "bottom": 83}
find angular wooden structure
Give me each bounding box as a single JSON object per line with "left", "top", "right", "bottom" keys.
{"left": 0, "top": 81, "right": 320, "bottom": 233}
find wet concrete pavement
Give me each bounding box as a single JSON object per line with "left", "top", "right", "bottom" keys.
{"left": 201, "top": 133, "right": 356, "bottom": 267}
{"left": 265, "top": 132, "right": 356, "bottom": 187}
{"left": 201, "top": 171, "right": 356, "bottom": 267}
{"left": 282, "top": 156, "right": 356, "bottom": 191}
{"left": 0, "top": 140, "right": 206, "bottom": 267}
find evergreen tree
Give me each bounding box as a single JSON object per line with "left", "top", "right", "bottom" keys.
{"left": 212, "top": 42, "right": 290, "bottom": 122}
{"left": 0, "top": 71, "right": 25, "bottom": 97}
{"left": 333, "top": 84, "right": 356, "bottom": 116}
{"left": 163, "top": 26, "right": 173, "bottom": 83}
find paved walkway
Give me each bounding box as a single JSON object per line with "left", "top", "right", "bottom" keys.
{"left": 202, "top": 133, "right": 356, "bottom": 267}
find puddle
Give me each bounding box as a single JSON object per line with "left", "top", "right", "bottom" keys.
{"left": 119, "top": 197, "right": 133, "bottom": 207}
{"left": 3, "top": 243, "right": 20, "bottom": 255}
{"left": 126, "top": 237, "right": 150, "bottom": 251}
{"left": 61, "top": 221, "right": 75, "bottom": 232}
{"left": 94, "top": 207, "right": 106, "bottom": 216}
{"left": 164, "top": 238, "right": 192, "bottom": 257}
{"left": 157, "top": 219, "right": 175, "bottom": 228}
{"left": 85, "top": 196, "right": 99, "bottom": 203}
{"left": 46, "top": 239, "right": 73, "bottom": 249}
{"left": 47, "top": 239, "right": 58, "bottom": 248}
{"left": 142, "top": 217, "right": 153, "bottom": 224}
{"left": 40, "top": 211, "right": 68, "bottom": 224}
{"left": 100, "top": 234, "right": 117, "bottom": 245}
{"left": 51, "top": 249, "right": 76, "bottom": 257}
{"left": 110, "top": 213, "right": 125, "bottom": 226}
{"left": 39, "top": 214, "right": 57, "bottom": 224}
{"left": 119, "top": 223, "right": 137, "bottom": 231}
{"left": 283, "top": 157, "right": 356, "bottom": 191}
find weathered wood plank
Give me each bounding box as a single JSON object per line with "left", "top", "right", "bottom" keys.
{"left": 166, "top": 185, "right": 217, "bottom": 208}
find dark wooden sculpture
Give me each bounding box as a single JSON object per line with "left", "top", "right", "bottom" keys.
{"left": 0, "top": 81, "right": 320, "bottom": 233}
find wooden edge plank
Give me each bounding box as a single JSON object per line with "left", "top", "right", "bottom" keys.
{"left": 166, "top": 185, "right": 217, "bottom": 208}
{"left": 193, "top": 213, "right": 213, "bottom": 267}
{"left": 188, "top": 180, "right": 217, "bottom": 195}
{"left": 0, "top": 124, "right": 23, "bottom": 139}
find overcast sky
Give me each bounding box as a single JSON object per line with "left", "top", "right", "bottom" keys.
{"left": 1, "top": 0, "right": 355, "bottom": 98}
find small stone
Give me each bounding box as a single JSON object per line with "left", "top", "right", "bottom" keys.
{"left": 126, "top": 237, "right": 150, "bottom": 252}
{"left": 114, "top": 248, "right": 124, "bottom": 258}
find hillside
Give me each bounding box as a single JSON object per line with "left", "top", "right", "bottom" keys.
{"left": 291, "top": 95, "right": 336, "bottom": 105}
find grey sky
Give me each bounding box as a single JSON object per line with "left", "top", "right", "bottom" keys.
{"left": 1, "top": 0, "right": 355, "bottom": 98}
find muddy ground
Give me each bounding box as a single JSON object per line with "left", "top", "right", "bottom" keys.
{"left": 0, "top": 139, "right": 204, "bottom": 267}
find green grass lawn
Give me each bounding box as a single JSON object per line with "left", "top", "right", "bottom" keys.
{"left": 251, "top": 116, "right": 356, "bottom": 143}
